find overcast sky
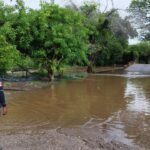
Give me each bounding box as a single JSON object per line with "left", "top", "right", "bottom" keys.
{"left": 3, "top": 0, "right": 132, "bottom": 11}
{"left": 3, "top": 0, "right": 139, "bottom": 44}
{"left": 3, "top": 0, "right": 133, "bottom": 18}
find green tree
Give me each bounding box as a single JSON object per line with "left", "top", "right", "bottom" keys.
{"left": 0, "top": 35, "right": 20, "bottom": 76}
{"left": 79, "top": 2, "right": 134, "bottom": 67}
{"left": 129, "top": 0, "right": 150, "bottom": 40}
{"left": 9, "top": 0, "right": 33, "bottom": 55}
{"left": 138, "top": 42, "right": 150, "bottom": 63}
{"left": 123, "top": 44, "right": 140, "bottom": 64}
{"left": 123, "top": 41, "right": 150, "bottom": 64}
{"left": 0, "top": 1, "right": 20, "bottom": 76}
{"left": 30, "top": 3, "right": 88, "bottom": 81}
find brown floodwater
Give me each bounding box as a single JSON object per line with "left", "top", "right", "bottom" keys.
{"left": 1, "top": 72, "right": 150, "bottom": 149}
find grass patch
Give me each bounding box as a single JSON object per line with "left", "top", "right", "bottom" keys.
{"left": 4, "top": 82, "right": 12, "bottom": 87}
{"left": 62, "top": 72, "right": 88, "bottom": 80}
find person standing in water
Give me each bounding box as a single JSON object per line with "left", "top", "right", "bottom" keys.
{"left": 0, "top": 80, "right": 7, "bottom": 115}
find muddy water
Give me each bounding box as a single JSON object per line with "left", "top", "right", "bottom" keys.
{"left": 1, "top": 72, "right": 150, "bottom": 149}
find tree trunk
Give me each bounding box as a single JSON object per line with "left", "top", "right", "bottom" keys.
{"left": 47, "top": 67, "right": 54, "bottom": 81}
{"left": 87, "top": 65, "right": 93, "bottom": 73}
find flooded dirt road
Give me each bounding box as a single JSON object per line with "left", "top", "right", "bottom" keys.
{"left": 0, "top": 72, "right": 150, "bottom": 149}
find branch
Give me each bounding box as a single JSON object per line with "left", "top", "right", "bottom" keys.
{"left": 68, "top": 0, "right": 78, "bottom": 10}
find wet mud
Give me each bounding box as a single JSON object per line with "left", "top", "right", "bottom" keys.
{"left": 0, "top": 127, "right": 142, "bottom": 150}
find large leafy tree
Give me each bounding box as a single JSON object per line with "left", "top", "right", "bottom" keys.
{"left": 8, "top": 0, "right": 33, "bottom": 55}
{"left": 78, "top": 2, "right": 136, "bottom": 67}
{"left": 30, "top": 3, "right": 88, "bottom": 81}
{"left": 0, "top": 0, "right": 33, "bottom": 76}
{"left": 129, "top": 0, "right": 150, "bottom": 40}
{"left": 0, "top": 1, "right": 20, "bottom": 76}
{"left": 109, "top": 12, "right": 137, "bottom": 40}
{"left": 0, "top": 35, "right": 20, "bottom": 76}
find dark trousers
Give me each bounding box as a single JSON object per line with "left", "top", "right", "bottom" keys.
{"left": 0, "top": 90, "right": 6, "bottom": 107}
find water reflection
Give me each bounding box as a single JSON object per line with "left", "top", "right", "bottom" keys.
{"left": 125, "top": 78, "right": 150, "bottom": 114}
{"left": 122, "top": 76, "right": 150, "bottom": 149}
{"left": 0, "top": 76, "right": 126, "bottom": 130}
{"left": 102, "top": 73, "right": 150, "bottom": 149}
{"left": 0, "top": 73, "right": 150, "bottom": 149}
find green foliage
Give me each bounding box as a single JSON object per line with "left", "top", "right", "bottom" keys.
{"left": 30, "top": 3, "right": 88, "bottom": 80}
{"left": 123, "top": 45, "right": 140, "bottom": 64}
{"left": 16, "top": 55, "right": 34, "bottom": 71}
{"left": 0, "top": 0, "right": 141, "bottom": 80}
{"left": 77, "top": 2, "right": 133, "bottom": 66}
{"left": 0, "top": 35, "right": 20, "bottom": 75}
{"left": 11, "top": 0, "right": 33, "bottom": 55}
{"left": 138, "top": 42, "right": 150, "bottom": 63}
{"left": 123, "top": 41, "right": 150, "bottom": 64}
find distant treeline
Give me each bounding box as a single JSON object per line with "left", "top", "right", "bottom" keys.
{"left": 0, "top": 0, "right": 149, "bottom": 80}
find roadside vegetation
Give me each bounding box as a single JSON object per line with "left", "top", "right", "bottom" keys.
{"left": 0, "top": 0, "right": 149, "bottom": 81}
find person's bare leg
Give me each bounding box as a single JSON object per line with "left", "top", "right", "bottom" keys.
{"left": 2, "top": 106, "right": 7, "bottom": 115}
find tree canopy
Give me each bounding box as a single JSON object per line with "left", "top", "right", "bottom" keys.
{"left": 30, "top": 3, "right": 88, "bottom": 80}
{"left": 0, "top": 0, "right": 142, "bottom": 80}
{"left": 129, "top": 0, "right": 150, "bottom": 40}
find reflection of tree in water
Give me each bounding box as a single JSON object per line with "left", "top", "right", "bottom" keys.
{"left": 0, "top": 75, "right": 127, "bottom": 129}
{"left": 2, "top": 75, "right": 150, "bottom": 149}
{"left": 84, "top": 75, "right": 126, "bottom": 118}
{"left": 125, "top": 78, "right": 150, "bottom": 113}
{"left": 43, "top": 75, "right": 128, "bottom": 126}
{"left": 88, "top": 77, "right": 150, "bottom": 149}
{"left": 119, "top": 77, "right": 150, "bottom": 149}
{"left": 46, "top": 75, "right": 127, "bottom": 126}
